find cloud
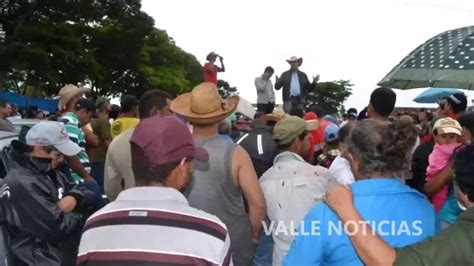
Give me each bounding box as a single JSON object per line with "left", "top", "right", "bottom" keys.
{"left": 142, "top": 0, "right": 474, "bottom": 111}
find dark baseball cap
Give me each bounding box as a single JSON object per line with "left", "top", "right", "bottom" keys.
{"left": 130, "top": 116, "right": 209, "bottom": 165}
{"left": 447, "top": 93, "right": 467, "bottom": 112}
{"left": 75, "top": 98, "right": 96, "bottom": 112}
{"left": 347, "top": 108, "right": 358, "bottom": 118}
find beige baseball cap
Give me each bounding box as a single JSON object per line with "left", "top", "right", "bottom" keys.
{"left": 433, "top": 117, "right": 462, "bottom": 136}
{"left": 273, "top": 115, "right": 319, "bottom": 145}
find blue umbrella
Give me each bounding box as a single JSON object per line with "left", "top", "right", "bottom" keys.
{"left": 413, "top": 87, "right": 463, "bottom": 103}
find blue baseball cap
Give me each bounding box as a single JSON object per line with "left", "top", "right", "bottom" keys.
{"left": 324, "top": 123, "right": 340, "bottom": 143}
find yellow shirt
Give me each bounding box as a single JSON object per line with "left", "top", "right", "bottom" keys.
{"left": 111, "top": 117, "right": 139, "bottom": 139}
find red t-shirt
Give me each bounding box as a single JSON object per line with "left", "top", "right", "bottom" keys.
{"left": 204, "top": 62, "right": 221, "bottom": 84}
{"left": 304, "top": 112, "right": 330, "bottom": 158}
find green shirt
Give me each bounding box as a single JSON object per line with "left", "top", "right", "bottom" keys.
{"left": 91, "top": 116, "right": 111, "bottom": 163}
{"left": 61, "top": 112, "right": 91, "bottom": 182}
{"left": 395, "top": 208, "right": 474, "bottom": 266}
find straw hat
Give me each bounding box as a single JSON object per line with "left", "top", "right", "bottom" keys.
{"left": 170, "top": 82, "right": 240, "bottom": 125}
{"left": 58, "top": 84, "right": 89, "bottom": 110}
{"left": 286, "top": 56, "right": 303, "bottom": 66}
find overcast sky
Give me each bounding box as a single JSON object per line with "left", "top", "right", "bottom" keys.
{"left": 142, "top": 0, "right": 474, "bottom": 110}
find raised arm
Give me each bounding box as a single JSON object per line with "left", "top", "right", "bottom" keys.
{"left": 275, "top": 74, "right": 283, "bottom": 90}
{"left": 218, "top": 56, "right": 225, "bottom": 72}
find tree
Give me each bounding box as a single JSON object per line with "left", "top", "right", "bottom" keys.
{"left": 0, "top": 0, "right": 105, "bottom": 92}
{"left": 0, "top": 0, "right": 203, "bottom": 99}
{"left": 307, "top": 80, "right": 353, "bottom": 115}
{"left": 134, "top": 28, "right": 203, "bottom": 97}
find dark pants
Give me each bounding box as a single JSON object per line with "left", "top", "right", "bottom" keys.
{"left": 283, "top": 96, "right": 305, "bottom": 113}
{"left": 91, "top": 162, "right": 105, "bottom": 194}
{"left": 257, "top": 102, "right": 275, "bottom": 114}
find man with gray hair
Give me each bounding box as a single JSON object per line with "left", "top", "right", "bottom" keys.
{"left": 218, "top": 119, "right": 233, "bottom": 142}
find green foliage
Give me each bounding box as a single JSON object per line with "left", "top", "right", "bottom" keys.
{"left": 133, "top": 29, "right": 202, "bottom": 97}
{"left": 0, "top": 0, "right": 203, "bottom": 99}
{"left": 307, "top": 80, "right": 353, "bottom": 115}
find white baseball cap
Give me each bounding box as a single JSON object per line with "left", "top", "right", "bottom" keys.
{"left": 25, "top": 121, "right": 81, "bottom": 156}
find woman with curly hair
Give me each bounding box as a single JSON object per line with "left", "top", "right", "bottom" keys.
{"left": 284, "top": 119, "right": 439, "bottom": 265}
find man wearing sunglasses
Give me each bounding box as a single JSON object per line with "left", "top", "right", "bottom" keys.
{"left": 0, "top": 121, "right": 103, "bottom": 265}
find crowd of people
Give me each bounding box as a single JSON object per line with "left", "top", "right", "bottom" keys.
{"left": 0, "top": 52, "right": 473, "bottom": 266}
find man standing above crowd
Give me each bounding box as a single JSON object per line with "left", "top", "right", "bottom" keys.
{"left": 104, "top": 90, "right": 173, "bottom": 201}
{"left": 204, "top": 51, "right": 225, "bottom": 84}
{"left": 275, "top": 56, "right": 318, "bottom": 113}
{"left": 171, "top": 82, "right": 266, "bottom": 265}
{"left": 255, "top": 66, "right": 276, "bottom": 114}
{"left": 110, "top": 95, "right": 139, "bottom": 139}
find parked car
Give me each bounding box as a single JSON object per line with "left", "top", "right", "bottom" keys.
{"left": 9, "top": 118, "right": 42, "bottom": 132}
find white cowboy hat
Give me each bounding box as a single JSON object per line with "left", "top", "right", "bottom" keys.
{"left": 286, "top": 56, "right": 303, "bottom": 66}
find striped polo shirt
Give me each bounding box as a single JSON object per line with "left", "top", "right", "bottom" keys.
{"left": 77, "top": 187, "right": 232, "bottom": 266}
{"left": 61, "top": 112, "right": 91, "bottom": 182}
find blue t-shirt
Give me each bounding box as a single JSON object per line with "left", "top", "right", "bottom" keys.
{"left": 283, "top": 178, "right": 439, "bottom": 266}
{"left": 438, "top": 184, "right": 462, "bottom": 224}
{"left": 290, "top": 72, "right": 301, "bottom": 96}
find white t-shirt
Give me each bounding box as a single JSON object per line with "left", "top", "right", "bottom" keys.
{"left": 329, "top": 155, "right": 355, "bottom": 185}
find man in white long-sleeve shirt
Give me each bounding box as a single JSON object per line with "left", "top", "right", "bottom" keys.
{"left": 255, "top": 66, "right": 275, "bottom": 114}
